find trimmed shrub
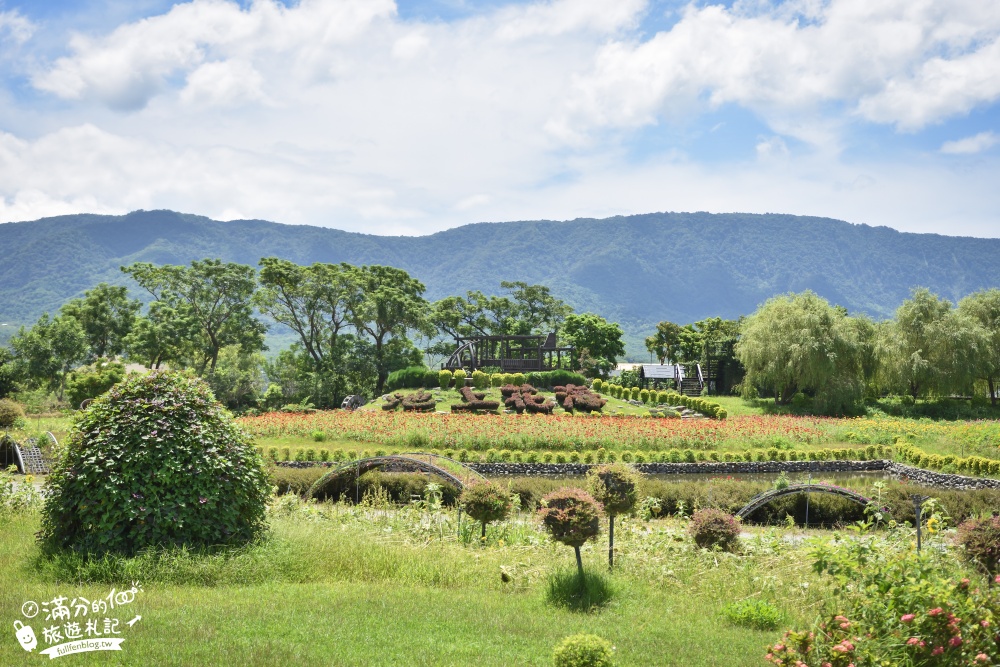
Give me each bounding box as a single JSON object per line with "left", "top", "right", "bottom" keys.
{"left": 490, "top": 373, "right": 504, "bottom": 388}
{"left": 591, "top": 378, "right": 604, "bottom": 393}
{"left": 544, "top": 369, "right": 589, "bottom": 388}
{"left": 438, "top": 369, "right": 453, "bottom": 389}
{"left": 639, "top": 389, "right": 650, "bottom": 403}
{"left": 538, "top": 488, "right": 603, "bottom": 578}
{"left": 382, "top": 393, "right": 404, "bottom": 411}
{"left": 688, "top": 508, "right": 741, "bottom": 552}
{"left": 587, "top": 463, "right": 641, "bottom": 568}
{"left": 511, "top": 372, "right": 525, "bottom": 386}
{"left": 552, "top": 634, "right": 615, "bottom": 667}
{"left": 0, "top": 398, "right": 25, "bottom": 430}
{"left": 630, "top": 387, "right": 641, "bottom": 401}
{"left": 423, "top": 369, "right": 439, "bottom": 388}
{"left": 955, "top": 515, "right": 1000, "bottom": 576}
{"left": 471, "top": 370, "right": 489, "bottom": 389}
{"left": 452, "top": 385, "right": 500, "bottom": 414}
{"left": 401, "top": 390, "right": 436, "bottom": 412}
{"left": 461, "top": 481, "right": 512, "bottom": 538}
{"left": 453, "top": 368, "right": 468, "bottom": 387}
{"left": 40, "top": 371, "right": 270, "bottom": 555}
{"left": 386, "top": 366, "right": 430, "bottom": 391}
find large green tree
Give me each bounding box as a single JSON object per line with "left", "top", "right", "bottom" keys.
{"left": 123, "top": 259, "right": 266, "bottom": 374}
{"left": 879, "top": 288, "right": 985, "bottom": 399}
{"left": 9, "top": 313, "right": 89, "bottom": 400}
{"left": 60, "top": 283, "right": 140, "bottom": 359}
{"left": 958, "top": 289, "right": 1000, "bottom": 405}
{"left": 562, "top": 313, "right": 625, "bottom": 378}
{"left": 645, "top": 321, "right": 683, "bottom": 364}
{"left": 123, "top": 301, "right": 200, "bottom": 370}
{"left": 500, "top": 281, "right": 572, "bottom": 335}
{"left": 736, "top": 291, "right": 864, "bottom": 413}
{"left": 0, "top": 347, "right": 20, "bottom": 399}
{"left": 347, "top": 265, "right": 431, "bottom": 394}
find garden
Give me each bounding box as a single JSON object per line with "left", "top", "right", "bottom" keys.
{"left": 2, "top": 372, "right": 999, "bottom": 665}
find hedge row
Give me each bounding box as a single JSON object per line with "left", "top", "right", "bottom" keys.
{"left": 260, "top": 444, "right": 895, "bottom": 465}
{"left": 896, "top": 444, "right": 1000, "bottom": 477}
{"left": 595, "top": 381, "right": 727, "bottom": 419}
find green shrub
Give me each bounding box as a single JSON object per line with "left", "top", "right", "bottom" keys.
{"left": 423, "top": 369, "right": 439, "bottom": 388}
{"left": 591, "top": 378, "right": 604, "bottom": 393}
{"left": 311, "top": 430, "right": 327, "bottom": 442}
{"left": 65, "top": 360, "right": 126, "bottom": 409}
{"left": 460, "top": 481, "right": 513, "bottom": 538}
{"left": 0, "top": 398, "right": 25, "bottom": 430}
{"left": 386, "top": 366, "right": 430, "bottom": 391}
{"left": 490, "top": 373, "right": 504, "bottom": 388}
{"left": 267, "top": 466, "right": 326, "bottom": 495}
{"left": 319, "top": 449, "right": 330, "bottom": 462}
{"left": 501, "top": 373, "right": 515, "bottom": 386}
{"left": 40, "top": 371, "right": 270, "bottom": 555}
{"left": 438, "top": 369, "right": 453, "bottom": 389}
{"left": 722, "top": 599, "right": 782, "bottom": 631}
{"left": 471, "top": 370, "right": 489, "bottom": 389}
{"left": 688, "top": 508, "right": 741, "bottom": 552}
{"left": 587, "top": 463, "right": 641, "bottom": 567}
{"left": 538, "top": 488, "right": 603, "bottom": 578}
{"left": 453, "top": 369, "right": 468, "bottom": 387}
{"left": 639, "top": 388, "right": 650, "bottom": 403}
{"left": 545, "top": 370, "right": 588, "bottom": 388}
{"left": 552, "top": 634, "right": 615, "bottom": 667}
{"left": 955, "top": 515, "right": 1000, "bottom": 576}
{"left": 511, "top": 372, "right": 525, "bottom": 386}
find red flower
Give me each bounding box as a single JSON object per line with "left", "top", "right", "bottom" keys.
{"left": 901, "top": 614, "right": 915, "bottom": 623}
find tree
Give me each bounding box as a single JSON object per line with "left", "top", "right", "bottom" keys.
{"left": 562, "top": 313, "right": 625, "bottom": 378}
{"left": 123, "top": 259, "right": 266, "bottom": 374}
{"left": 693, "top": 317, "right": 743, "bottom": 394}
{"left": 736, "top": 291, "right": 864, "bottom": 413}
{"left": 958, "top": 289, "right": 1000, "bottom": 405}
{"left": 123, "top": 301, "right": 200, "bottom": 370}
{"left": 207, "top": 346, "right": 267, "bottom": 412}
{"left": 538, "top": 488, "right": 603, "bottom": 579}
{"left": 501, "top": 281, "right": 572, "bottom": 334}
{"left": 9, "top": 314, "right": 89, "bottom": 400}
{"left": 586, "top": 463, "right": 640, "bottom": 569}
{"left": 0, "top": 347, "right": 19, "bottom": 399}
{"left": 645, "top": 321, "right": 683, "bottom": 364}
{"left": 459, "top": 481, "right": 512, "bottom": 539}
{"left": 60, "top": 283, "right": 140, "bottom": 359}
{"left": 879, "top": 288, "right": 984, "bottom": 399}
{"left": 65, "top": 359, "right": 126, "bottom": 409}
{"left": 347, "top": 265, "right": 430, "bottom": 395}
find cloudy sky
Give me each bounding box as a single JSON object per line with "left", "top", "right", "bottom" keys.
{"left": 0, "top": 0, "right": 998, "bottom": 237}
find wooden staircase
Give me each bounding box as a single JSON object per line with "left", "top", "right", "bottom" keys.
{"left": 679, "top": 364, "right": 704, "bottom": 396}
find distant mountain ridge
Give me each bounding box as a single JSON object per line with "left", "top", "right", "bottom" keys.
{"left": 1, "top": 209, "right": 998, "bottom": 357}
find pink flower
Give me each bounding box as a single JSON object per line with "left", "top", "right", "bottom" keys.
{"left": 901, "top": 614, "right": 915, "bottom": 623}
{"left": 981, "top": 620, "right": 990, "bottom": 628}
{"left": 976, "top": 654, "right": 989, "bottom": 663}
{"left": 907, "top": 637, "right": 920, "bottom": 645}
{"left": 928, "top": 608, "right": 943, "bottom": 617}
{"left": 840, "top": 622, "right": 850, "bottom": 629}
{"left": 932, "top": 647, "right": 944, "bottom": 656}
{"left": 834, "top": 615, "right": 849, "bottom": 622}
{"left": 949, "top": 637, "right": 963, "bottom": 648}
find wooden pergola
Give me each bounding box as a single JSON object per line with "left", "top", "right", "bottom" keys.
{"left": 443, "top": 332, "right": 574, "bottom": 372}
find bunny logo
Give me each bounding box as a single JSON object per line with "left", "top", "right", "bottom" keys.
{"left": 14, "top": 620, "right": 37, "bottom": 652}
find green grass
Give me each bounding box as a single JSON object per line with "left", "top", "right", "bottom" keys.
{"left": 0, "top": 501, "right": 832, "bottom": 666}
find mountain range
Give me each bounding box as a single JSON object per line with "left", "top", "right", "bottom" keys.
{"left": 1, "top": 209, "right": 998, "bottom": 358}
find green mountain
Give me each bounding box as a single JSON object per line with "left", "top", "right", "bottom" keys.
{"left": 1, "top": 209, "right": 998, "bottom": 357}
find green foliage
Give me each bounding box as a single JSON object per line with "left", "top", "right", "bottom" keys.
{"left": 722, "top": 599, "right": 783, "bottom": 631}
{"left": 59, "top": 282, "right": 140, "bottom": 359}
{"left": 511, "top": 372, "right": 525, "bottom": 386}
{"left": 460, "top": 481, "right": 513, "bottom": 537}
{"left": 630, "top": 387, "right": 640, "bottom": 401}
{"left": 958, "top": 289, "right": 1000, "bottom": 405}
{"left": 955, "top": 515, "right": 1000, "bottom": 576}
{"left": 10, "top": 312, "right": 89, "bottom": 400}
{"left": 40, "top": 371, "right": 270, "bottom": 555}
{"left": 552, "top": 633, "right": 615, "bottom": 667}
{"left": 438, "top": 369, "right": 453, "bottom": 389}
{"left": 0, "top": 462, "right": 42, "bottom": 515}
{"left": 64, "top": 359, "right": 126, "bottom": 409}
{"left": 453, "top": 368, "right": 468, "bottom": 386}
{"left": 645, "top": 320, "right": 683, "bottom": 364}
{"left": 386, "top": 366, "right": 431, "bottom": 391}
{"left": 769, "top": 535, "right": 1000, "bottom": 666}
{"left": 562, "top": 313, "right": 625, "bottom": 378}
{"left": 688, "top": 508, "right": 741, "bottom": 552}
{"left": 586, "top": 464, "right": 640, "bottom": 517}
{"left": 0, "top": 398, "right": 25, "bottom": 430}
{"left": 471, "top": 370, "right": 489, "bottom": 389}
{"left": 639, "top": 388, "right": 650, "bottom": 403}
{"left": 490, "top": 373, "right": 504, "bottom": 388}
{"left": 538, "top": 488, "right": 602, "bottom": 550}
{"left": 424, "top": 369, "right": 440, "bottom": 388}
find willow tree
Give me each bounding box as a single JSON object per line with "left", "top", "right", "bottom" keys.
{"left": 958, "top": 289, "right": 1000, "bottom": 405}
{"left": 736, "top": 291, "right": 864, "bottom": 414}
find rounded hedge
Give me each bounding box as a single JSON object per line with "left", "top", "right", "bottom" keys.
{"left": 0, "top": 398, "right": 25, "bottom": 430}
{"left": 552, "top": 634, "right": 615, "bottom": 667}
{"left": 40, "top": 371, "right": 270, "bottom": 555}
{"left": 460, "top": 481, "right": 512, "bottom": 536}
{"left": 586, "top": 463, "right": 640, "bottom": 516}
{"left": 688, "top": 508, "right": 741, "bottom": 552}
{"left": 538, "top": 488, "right": 602, "bottom": 548}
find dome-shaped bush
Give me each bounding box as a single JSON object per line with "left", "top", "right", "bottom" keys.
{"left": 0, "top": 398, "right": 25, "bottom": 430}
{"left": 552, "top": 634, "right": 615, "bottom": 667}
{"left": 40, "top": 371, "right": 270, "bottom": 554}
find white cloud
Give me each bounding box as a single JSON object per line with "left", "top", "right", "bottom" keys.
{"left": 941, "top": 131, "right": 999, "bottom": 155}
{"left": 180, "top": 60, "right": 266, "bottom": 107}
{"left": 0, "top": 9, "right": 34, "bottom": 45}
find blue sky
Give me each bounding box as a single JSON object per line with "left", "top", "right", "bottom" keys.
{"left": 0, "top": 0, "right": 998, "bottom": 237}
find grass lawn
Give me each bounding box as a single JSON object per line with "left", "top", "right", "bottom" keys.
{"left": 1, "top": 502, "right": 830, "bottom": 666}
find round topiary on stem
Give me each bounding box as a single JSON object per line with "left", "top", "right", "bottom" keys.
{"left": 40, "top": 371, "right": 270, "bottom": 555}
{"left": 955, "top": 515, "right": 1000, "bottom": 577}
{"left": 552, "top": 633, "right": 615, "bottom": 667}
{"left": 0, "top": 398, "right": 25, "bottom": 431}
{"left": 586, "top": 463, "right": 641, "bottom": 569}
{"left": 538, "top": 488, "right": 602, "bottom": 578}
{"left": 460, "top": 481, "right": 512, "bottom": 540}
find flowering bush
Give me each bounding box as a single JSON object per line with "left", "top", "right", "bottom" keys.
{"left": 766, "top": 534, "right": 1000, "bottom": 666}
{"left": 956, "top": 516, "right": 1000, "bottom": 577}
{"left": 688, "top": 508, "right": 741, "bottom": 552}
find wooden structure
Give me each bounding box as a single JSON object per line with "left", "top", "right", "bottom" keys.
{"left": 639, "top": 363, "right": 705, "bottom": 395}
{"left": 308, "top": 453, "right": 488, "bottom": 502}
{"left": 443, "top": 332, "right": 574, "bottom": 373}
{"left": 0, "top": 433, "right": 53, "bottom": 474}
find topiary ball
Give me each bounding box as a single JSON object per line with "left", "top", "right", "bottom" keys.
{"left": 552, "top": 633, "right": 615, "bottom": 667}
{"left": 688, "top": 508, "right": 741, "bottom": 552}
{"left": 40, "top": 371, "right": 270, "bottom": 555}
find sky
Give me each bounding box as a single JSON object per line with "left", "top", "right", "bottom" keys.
{"left": 0, "top": 0, "right": 998, "bottom": 237}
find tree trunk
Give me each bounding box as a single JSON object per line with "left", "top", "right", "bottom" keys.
{"left": 989, "top": 378, "right": 997, "bottom": 407}
{"left": 608, "top": 514, "right": 615, "bottom": 569}
{"left": 481, "top": 521, "right": 486, "bottom": 540}
{"left": 574, "top": 545, "right": 584, "bottom": 580}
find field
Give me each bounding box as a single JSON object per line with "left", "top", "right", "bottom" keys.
{"left": 0, "top": 498, "right": 883, "bottom": 667}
